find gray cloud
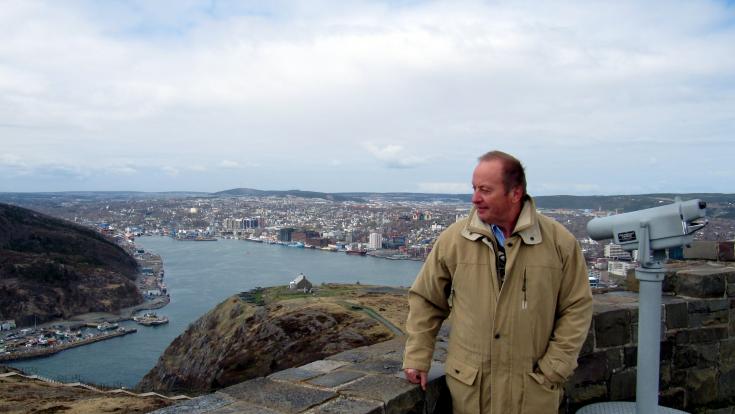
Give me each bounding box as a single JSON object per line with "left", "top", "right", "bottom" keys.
{"left": 0, "top": 0, "right": 733, "bottom": 193}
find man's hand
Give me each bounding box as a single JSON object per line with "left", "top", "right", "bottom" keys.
{"left": 404, "top": 368, "right": 428, "bottom": 390}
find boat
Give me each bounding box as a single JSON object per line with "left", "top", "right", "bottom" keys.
{"left": 96, "top": 322, "right": 119, "bottom": 331}
{"left": 133, "top": 312, "right": 169, "bottom": 326}
{"left": 345, "top": 249, "right": 367, "bottom": 256}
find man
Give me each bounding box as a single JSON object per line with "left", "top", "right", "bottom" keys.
{"left": 403, "top": 151, "right": 593, "bottom": 413}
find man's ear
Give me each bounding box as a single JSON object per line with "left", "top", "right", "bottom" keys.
{"left": 510, "top": 186, "right": 523, "bottom": 203}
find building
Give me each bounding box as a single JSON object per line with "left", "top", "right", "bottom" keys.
{"left": 289, "top": 273, "right": 313, "bottom": 291}
{"left": 604, "top": 243, "right": 632, "bottom": 261}
{"left": 278, "top": 228, "right": 295, "bottom": 242}
{"left": 0, "top": 320, "right": 16, "bottom": 331}
{"left": 369, "top": 232, "right": 383, "bottom": 250}
{"left": 608, "top": 260, "right": 634, "bottom": 277}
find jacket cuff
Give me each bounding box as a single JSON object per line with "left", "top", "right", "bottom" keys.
{"left": 402, "top": 356, "right": 432, "bottom": 372}
{"left": 537, "top": 358, "right": 567, "bottom": 383}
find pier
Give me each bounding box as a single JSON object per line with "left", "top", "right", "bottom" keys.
{"left": 0, "top": 328, "right": 137, "bottom": 363}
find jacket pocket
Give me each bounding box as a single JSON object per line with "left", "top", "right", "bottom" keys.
{"left": 521, "top": 371, "right": 562, "bottom": 413}
{"left": 444, "top": 356, "right": 479, "bottom": 386}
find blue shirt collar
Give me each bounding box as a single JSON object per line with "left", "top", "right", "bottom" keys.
{"left": 490, "top": 224, "right": 505, "bottom": 247}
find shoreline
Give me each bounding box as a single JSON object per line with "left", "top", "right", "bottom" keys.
{"left": 0, "top": 328, "right": 137, "bottom": 363}
{"left": 1, "top": 248, "right": 170, "bottom": 362}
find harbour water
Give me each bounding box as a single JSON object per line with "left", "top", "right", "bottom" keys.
{"left": 6, "top": 237, "right": 423, "bottom": 389}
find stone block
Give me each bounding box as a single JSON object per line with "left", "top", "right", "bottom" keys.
{"left": 689, "top": 310, "right": 730, "bottom": 328}
{"left": 690, "top": 299, "right": 730, "bottom": 313}
{"left": 309, "top": 397, "right": 383, "bottom": 414}
{"left": 659, "top": 387, "right": 687, "bottom": 411}
{"left": 686, "top": 368, "right": 718, "bottom": 406}
{"left": 676, "top": 270, "right": 727, "bottom": 298}
{"left": 703, "top": 408, "right": 734, "bottom": 414}
{"left": 677, "top": 327, "right": 728, "bottom": 345}
{"left": 722, "top": 339, "right": 735, "bottom": 369}
{"left": 299, "top": 360, "right": 350, "bottom": 373}
{"left": 326, "top": 338, "right": 405, "bottom": 365}
{"left": 595, "top": 309, "right": 631, "bottom": 348}
{"left": 565, "top": 383, "right": 607, "bottom": 405}
{"left": 307, "top": 370, "right": 366, "bottom": 388}
{"left": 568, "top": 352, "right": 609, "bottom": 386}
{"left": 674, "top": 343, "right": 720, "bottom": 369}
{"left": 610, "top": 368, "right": 636, "bottom": 401}
{"left": 150, "top": 393, "right": 236, "bottom": 414}
{"left": 580, "top": 326, "right": 595, "bottom": 356}
{"left": 719, "top": 368, "right": 735, "bottom": 404}
{"left": 350, "top": 359, "right": 403, "bottom": 375}
{"left": 666, "top": 302, "right": 689, "bottom": 330}
{"left": 606, "top": 348, "right": 623, "bottom": 372}
{"left": 220, "top": 378, "right": 336, "bottom": 414}
{"left": 268, "top": 367, "right": 322, "bottom": 382}
{"left": 727, "top": 270, "right": 735, "bottom": 284}
{"left": 339, "top": 374, "right": 423, "bottom": 414}
{"left": 670, "top": 369, "right": 688, "bottom": 388}
{"left": 623, "top": 346, "right": 637, "bottom": 368}
{"left": 208, "top": 401, "right": 283, "bottom": 414}
{"left": 727, "top": 283, "right": 735, "bottom": 298}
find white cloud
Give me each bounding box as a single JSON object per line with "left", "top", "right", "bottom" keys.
{"left": 363, "top": 143, "right": 427, "bottom": 169}
{"left": 161, "top": 166, "right": 180, "bottom": 177}
{"left": 219, "top": 160, "right": 241, "bottom": 168}
{"left": 0, "top": 1, "right": 733, "bottom": 193}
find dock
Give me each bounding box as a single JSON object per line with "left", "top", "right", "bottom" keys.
{"left": 0, "top": 327, "right": 137, "bottom": 362}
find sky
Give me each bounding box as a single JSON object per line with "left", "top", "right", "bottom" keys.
{"left": 1, "top": 0, "right": 734, "bottom": 195}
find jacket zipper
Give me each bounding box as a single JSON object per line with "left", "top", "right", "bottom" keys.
{"left": 522, "top": 272, "right": 528, "bottom": 310}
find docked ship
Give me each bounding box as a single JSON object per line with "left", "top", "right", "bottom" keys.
{"left": 133, "top": 312, "right": 169, "bottom": 326}
{"left": 96, "top": 322, "right": 119, "bottom": 331}
{"left": 345, "top": 248, "right": 367, "bottom": 256}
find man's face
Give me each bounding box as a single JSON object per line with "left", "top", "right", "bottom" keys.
{"left": 471, "top": 160, "right": 522, "bottom": 225}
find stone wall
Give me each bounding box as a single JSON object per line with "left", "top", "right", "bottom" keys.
{"left": 151, "top": 264, "right": 735, "bottom": 414}
{"left": 567, "top": 263, "right": 735, "bottom": 413}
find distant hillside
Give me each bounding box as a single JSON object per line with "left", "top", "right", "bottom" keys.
{"left": 214, "top": 188, "right": 363, "bottom": 202}
{"left": 0, "top": 203, "right": 142, "bottom": 326}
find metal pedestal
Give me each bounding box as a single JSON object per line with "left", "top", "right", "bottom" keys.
{"left": 577, "top": 401, "right": 688, "bottom": 414}
{"left": 578, "top": 255, "right": 688, "bottom": 413}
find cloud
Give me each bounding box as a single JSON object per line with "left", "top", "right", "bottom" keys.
{"left": 219, "top": 160, "right": 242, "bottom": 168}
{"left": 0, "top": 1, "right": 733, "bottom": 193}
{"left": 364, "top": 143, "right": 427, "bottom": 169}
{"left": 417, "top": 182, "right": 470, "bottom": 194}
{"left": 161, "top": 166, "right": 180, "bottom": 176}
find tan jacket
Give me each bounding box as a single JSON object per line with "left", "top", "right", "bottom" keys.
{"left": 403, "top": 198, "right": 593, "bottom": 413}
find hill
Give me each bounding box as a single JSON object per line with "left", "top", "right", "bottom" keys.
{"left": 213, "top": 188, "right": 363, "bottom": 202}
{"left": 137, "top": 284, "right": 407, "bottom": 395}
{"left": 0, "top": 203, "right": 143, "bottom": 326}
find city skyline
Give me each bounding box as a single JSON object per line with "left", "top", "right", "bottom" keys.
{"left": 1, "top": 1, "right": 734, "bottom": 195}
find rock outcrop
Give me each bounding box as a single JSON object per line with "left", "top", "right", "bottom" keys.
{"left": 0, "top": 203, "right": 142, "bottom": 326}
{"left": 138, "top": 288, "right": 396, "bottom": 395}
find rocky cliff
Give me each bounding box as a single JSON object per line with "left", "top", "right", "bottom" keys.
{"left": 138, "top": 285, "right": 405, "bottom": 395}
{"left": 0, "top": 203, "right": 142, "bottom": 326}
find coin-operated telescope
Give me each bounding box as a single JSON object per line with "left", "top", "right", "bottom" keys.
{"left": 580, "top": 199, "right": 707, "bottom": 414}
{"left": 587, "top": 199, "right": 707, "bottom": 263}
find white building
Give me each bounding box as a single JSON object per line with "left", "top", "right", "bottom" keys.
{"left": 608, "top": 261, "right": 634, "bottom": 277}
{"left": 289, "top": 273, "right": 313, "bottom": 291}
{"left": 0, "top": 320, "right": 16, "bottom": 331}
{"left": 369, "top": 232, "right": 383, "bottom": 250}
{"left": 604, "top": 243, "right": 632, "bottom": 261}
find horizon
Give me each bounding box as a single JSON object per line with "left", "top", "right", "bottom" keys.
{"left": 1, "top": 187, "right": 734, "bottom": 198}
{"left": 2, "top": 1, "right": 734, "bottom": 195}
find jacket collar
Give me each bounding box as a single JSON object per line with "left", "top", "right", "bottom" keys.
{"left": 461, "top": 196, "right": 543, "bottom": 245}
